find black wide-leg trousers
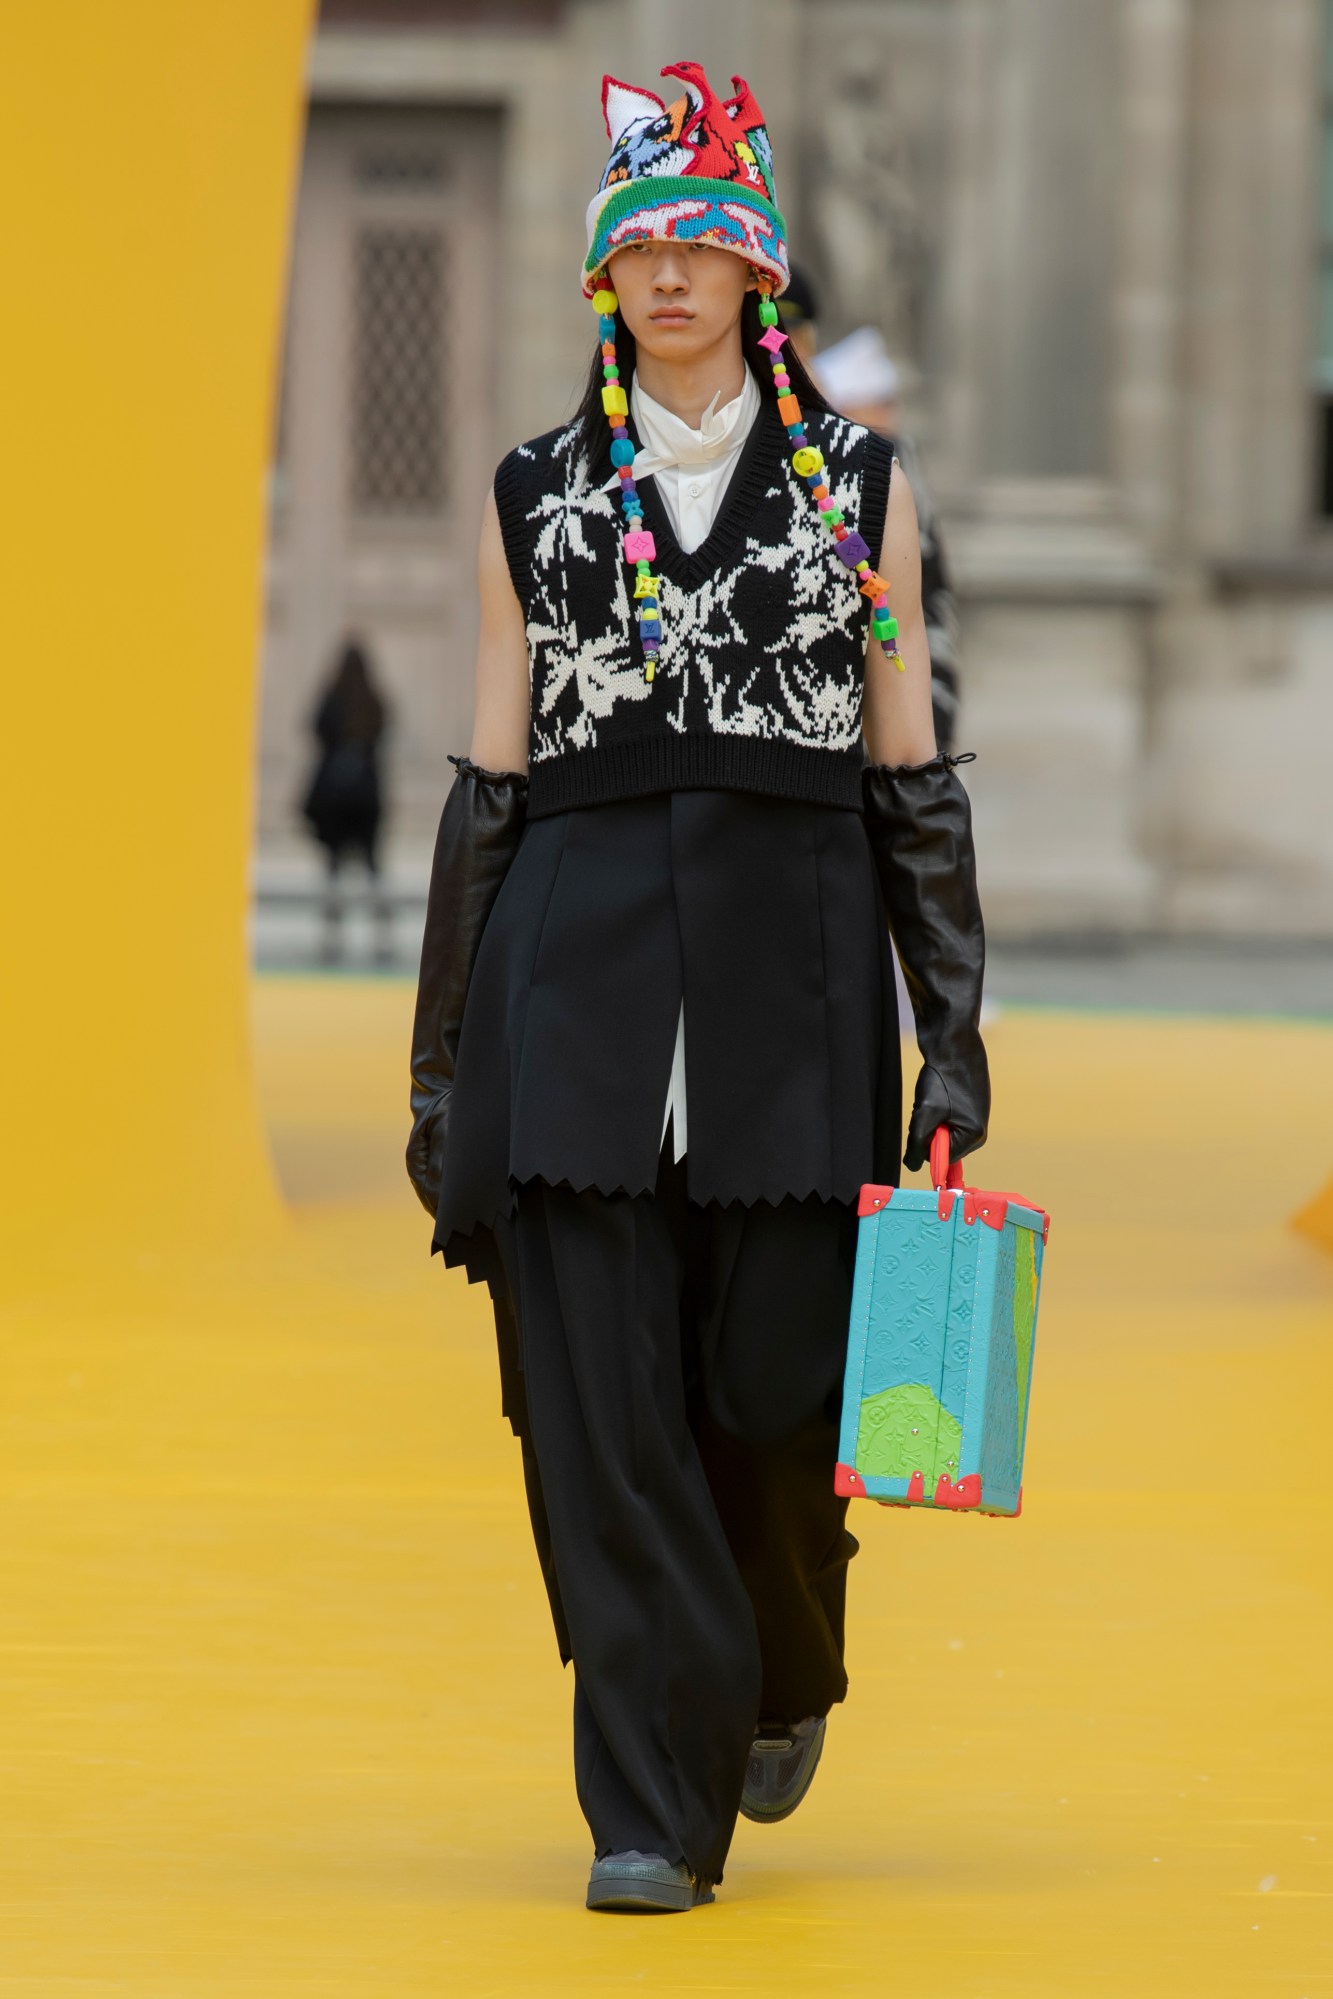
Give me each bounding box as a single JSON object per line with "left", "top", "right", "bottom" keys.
{"left": 498, "top": 1129, "right": 860, "bottom": 1886}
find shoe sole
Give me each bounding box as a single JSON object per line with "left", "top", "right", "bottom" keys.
{"left": 739, "top": 1723, "right": 827, "bottom": 1824}
{"left": 586, "top": 1878, "right": 713, "bottom": 1914}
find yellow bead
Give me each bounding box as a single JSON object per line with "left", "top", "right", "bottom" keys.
{"left": 894, "top": 654, "right": 906, "bottom": 672}
{"left": 602, "top": 384, "right": 628, "bottom": 417}
{"left": 633, "top": 574, "right": 659, "bottom": 598}
{"left": 645, "top": 660, "right": 656, "bottom": 682}
{"left": 592, "top": 287, "right": 618, "bottom": 315}
{"left": 791, "top": 445, "right": 824, "bottom": 478}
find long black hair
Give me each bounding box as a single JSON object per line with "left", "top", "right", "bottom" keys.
{"left": 573, "top": 287, "right": 831, "bottom": 450}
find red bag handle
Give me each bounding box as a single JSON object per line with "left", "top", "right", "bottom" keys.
{"left": 930, "top": 1124, "right": 964, "bottom": 1192}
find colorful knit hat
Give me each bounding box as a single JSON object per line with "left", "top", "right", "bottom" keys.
{"left": 582, "top": 61, "right": 789, "bottom": 298}
{"left": 585, "top": 62, "right": 901, "bottom": 687}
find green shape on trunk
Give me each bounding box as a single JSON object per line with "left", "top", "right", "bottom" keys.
{"left": 857, "top": 1381, "right": 962, "bottom": 1487}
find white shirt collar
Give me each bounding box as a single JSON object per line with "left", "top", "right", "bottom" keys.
{"left": 603, "top": 367, "right": 762, "bottom": 492}
{"left": 630, "top": 367, "right": 761, "bottom": 469}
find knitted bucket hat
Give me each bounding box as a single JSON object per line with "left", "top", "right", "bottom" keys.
{"left": 584, "top": 60, "right": 901, "bottom": 687}
{"left": 582, "top": 61, "right": 789, "bottom": 298}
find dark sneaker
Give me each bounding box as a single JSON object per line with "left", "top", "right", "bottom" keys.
{"left": 586, "top": 1851, "right": 715, "bottom": 1913}
{"left": 739, "top": 1715, "right": 827, "bottom": 1824}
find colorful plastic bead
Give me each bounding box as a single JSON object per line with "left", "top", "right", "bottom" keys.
{"left": 602, "top": 385, "right": 628, "bottom": 417}
{"left": 633, "top": 573, "right": 658, "bottom": 598}
{"left": 834, "top": 531, "right": 871, "bottom": 567}
{"left": 757, "top": 325, "right": 787, "bottom": 352}
{"left": 611, "top": 439, "right": 635, "bottom": 467}
{"left": 776, "top": 394, "right": 801, "bottom": 425}
{"left": 859, "top": 572, "right": 889, "bottom": 599}
{"left": 592, "top": 287, "right": 618, "bottom": 315}
{"left": 758, "top": 297, "right": 779, "bottom": 327}
{"left": 599, "top": 315, "right": 617, "bottom": 340}
{"left": 792, "top": 446, "right": 824, "bottom": 478}
{"left": 623, "top": 529, "right": 656, "bottom": 563}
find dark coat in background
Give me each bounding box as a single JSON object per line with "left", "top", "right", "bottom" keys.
{"left": 302, "top": 640, "right": 387, "bottom": 865}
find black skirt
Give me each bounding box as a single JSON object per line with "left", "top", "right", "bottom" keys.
{"left": 433, "top": 787, "right": 902, "bottom": 1280}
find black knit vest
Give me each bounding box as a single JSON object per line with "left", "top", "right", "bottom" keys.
{"left": 493, "top": 393, "right": 894, "bottom": 819}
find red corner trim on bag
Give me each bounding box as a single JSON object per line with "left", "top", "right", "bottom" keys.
{"left": 834, "top": 1462, "right": 865, "bottom": 1497}
{"left": 856, "top": 1184, "right": 895, "bottom": 1217}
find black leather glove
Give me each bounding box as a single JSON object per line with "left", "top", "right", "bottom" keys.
{"left": 862, "top": 752, "right": 990, "bottom": 1173}
{"left": 406, "top": 754, "right": 527, "bottom": 1219}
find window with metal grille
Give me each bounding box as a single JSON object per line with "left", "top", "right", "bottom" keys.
{"left": 351, "top": 226, "right": 446, "bottom": 515}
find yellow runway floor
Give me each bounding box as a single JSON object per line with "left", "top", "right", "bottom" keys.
{"left": 3, "top": 981, "right": 1332, "bottom": 1996}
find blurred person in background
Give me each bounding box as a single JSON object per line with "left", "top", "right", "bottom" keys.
{"left": 406, "top": 61, "right": 987, "bottom": 1916}
{"left": 815, "top": 323, "right": 961, "bottom": 757}
{"left": 300, "top": 637, "right": 391, "bottom": 965}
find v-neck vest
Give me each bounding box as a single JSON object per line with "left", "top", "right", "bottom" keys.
{"left": 493, "top": 393, "right": 894, "bottom": 819}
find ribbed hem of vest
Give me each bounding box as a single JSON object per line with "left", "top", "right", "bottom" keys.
{"left": 525, "top": 734, "right": 866, "bottom": 818}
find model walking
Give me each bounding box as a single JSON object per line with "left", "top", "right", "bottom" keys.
{"left": 407, "top": 60, "right": 988, "bottom": 1913}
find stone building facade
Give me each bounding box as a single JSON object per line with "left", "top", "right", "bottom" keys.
{"left": 258, "top": 0, "right": 1333, "bottom": 938}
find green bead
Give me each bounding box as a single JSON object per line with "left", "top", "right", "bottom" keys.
{"left": 824, "top": 505, "right": 844, "bottom": 526}
{"left": 884, "top": 616, "right": 899, "bottom": 639}
{"left": 758, "top": 298, "right": 779, "bottom": 326}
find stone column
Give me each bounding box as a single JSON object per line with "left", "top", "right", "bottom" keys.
{"left": 940, "top": 0, "right": 1160, "bottom": 934}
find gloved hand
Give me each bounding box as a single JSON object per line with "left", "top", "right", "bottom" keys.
{"left": 862, "top": 752, "right": 990, "bottom": 1173}
{"left": 406, "top": 754, "right": 527, "bottom": 1219}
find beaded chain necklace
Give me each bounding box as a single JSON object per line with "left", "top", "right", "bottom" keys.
{"left": 590, "top": 270, "right": 903, "bottom": 687}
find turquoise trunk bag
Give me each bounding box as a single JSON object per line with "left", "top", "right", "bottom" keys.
{"left": 836, "top": 1129, "right": 1047, "bottom": 1518}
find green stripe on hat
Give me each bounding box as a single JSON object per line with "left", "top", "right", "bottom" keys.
{"left": 583, "top": 175, "right": 788, "bottom": 290}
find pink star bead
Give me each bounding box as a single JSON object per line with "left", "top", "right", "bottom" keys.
{"left": 757, "top": 326, "right": 788, "bottom": 353}
{"left": 623, "top": 528, "right": 656, "bottom": 563}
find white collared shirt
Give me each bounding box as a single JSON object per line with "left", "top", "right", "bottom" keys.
{"left": 626, "top": 367, "right": 762, "bottom": 555}
{"left": 613, "top": 369, "right": 763, "bottom": 1159}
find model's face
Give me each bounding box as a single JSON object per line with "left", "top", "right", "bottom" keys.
{"left": 607, "top": 240, "right": 753, "bottom": 362}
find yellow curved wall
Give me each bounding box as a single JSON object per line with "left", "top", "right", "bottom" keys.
{"left": 1, "top": 3, "right": 313, "bottom": 1284}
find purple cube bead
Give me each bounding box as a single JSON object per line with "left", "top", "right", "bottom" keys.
{"left": 835, "top": 532, "right": 871, "bottom": 568}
